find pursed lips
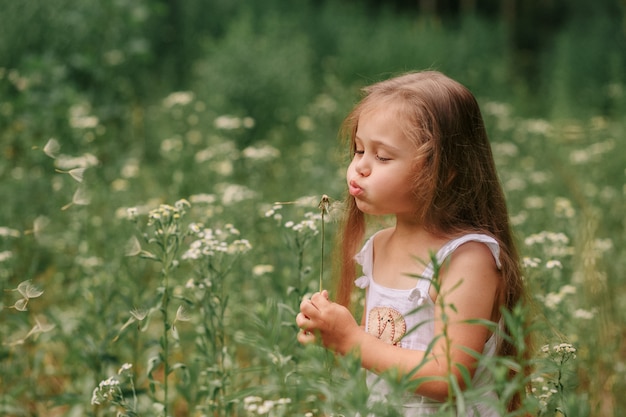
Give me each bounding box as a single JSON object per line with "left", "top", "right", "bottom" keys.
{"left": 348, "top": 180, "right": 363, "bottom": 197}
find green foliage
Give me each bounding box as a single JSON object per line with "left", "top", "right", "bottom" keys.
{"left": 0, "top": 1, "right": 624, "bottom": 416}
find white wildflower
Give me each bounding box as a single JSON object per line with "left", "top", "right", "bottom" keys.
{"left": 242, "top": 144, "right": 280, "bottom": 161}
{"left": 573, "top": 308, "right": 595, "bottom": 319}
{"left": 163, "top": 91, "right": 194, "bottom": 108}
{"left": 0, "top": 226, "right": 20, "bottom": 238}
{"left": 546, "top": 260, "right": 562, "bottom": 269}
{"left": 253, "top": 264, "right": 274, "bottom": 276}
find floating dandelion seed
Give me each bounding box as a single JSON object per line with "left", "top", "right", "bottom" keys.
{"left": 125, "top": 236, "right": 142, "bottom": 256}
{"left": 17, "top": 280, "right": 43, "bottom": 299}
{"left": 62, "top": 186, "right": 90, "bottom": 210}
{"left": 55, "top": 167, "right": 87, "bottom": 182}
{"left": 43, "top": 138, "right": 61, "bottom": 159}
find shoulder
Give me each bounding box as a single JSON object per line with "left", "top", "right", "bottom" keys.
{"left": 444, "top": 240, "right": 501, "bottom": 286}
{"left": 449, "top": 240, "right": 499, "bottom": 268}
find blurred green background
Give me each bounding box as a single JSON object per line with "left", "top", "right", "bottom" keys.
{"left": 1, "top": 0, "right": 624, "bottom": 416}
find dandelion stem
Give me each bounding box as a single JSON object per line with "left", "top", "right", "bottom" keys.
{"left": 318, "top": 195, "right": 330, "bottom": 292}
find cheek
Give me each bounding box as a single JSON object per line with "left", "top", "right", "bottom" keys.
{"left": 346, "top": 161, "right": 356, "bottom": 180}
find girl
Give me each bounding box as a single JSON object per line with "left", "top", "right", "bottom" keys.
{"left": 296, "top": 71, "right": 527, "bottom": 416}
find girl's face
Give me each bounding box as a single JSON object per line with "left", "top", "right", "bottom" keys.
{"left": 346, "top": 107, "right": 419, "bottom": 218}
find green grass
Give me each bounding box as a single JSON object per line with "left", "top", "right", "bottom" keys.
{"left": 0, "top": 1, "right": 624, "bottom": 416}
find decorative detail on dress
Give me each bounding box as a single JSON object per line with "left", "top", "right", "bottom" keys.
{"left": 367, "top": 306, "right": 406, "bottom": 346}
{"left": 408, "top": 288, "right": 427, "bottom": 305}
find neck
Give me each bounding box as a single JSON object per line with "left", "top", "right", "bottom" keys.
{"left": 391, "top": 216, "right": 443, "bottom": 243}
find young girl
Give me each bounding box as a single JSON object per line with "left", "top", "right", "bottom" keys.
{"left": 296, "top": 71, "right": 527, "bottom": 415}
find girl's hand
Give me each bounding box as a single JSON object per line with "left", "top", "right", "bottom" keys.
{"left": 295, "top": 290, "right": 361, "bottom": 354}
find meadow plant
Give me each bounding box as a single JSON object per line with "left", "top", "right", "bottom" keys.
{"left": 91, "top": 363, "right": 138, "bottom": 416}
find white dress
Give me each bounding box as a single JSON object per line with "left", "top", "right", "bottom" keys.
{"left": 354, "top": 233, "right": 503, "bottom": 416}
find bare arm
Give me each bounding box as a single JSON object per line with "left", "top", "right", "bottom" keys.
{"left": 296, "top": 241, "right": 501, "bottom": 401}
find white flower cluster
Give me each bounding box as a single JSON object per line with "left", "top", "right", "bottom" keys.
{"left": 284, "top": 211, "right": 321, "bottom": 235}
{"left": 214, "top": 115, "right": 255, "bottom": 130}
{"left": 524, "top": 230, "right": 573, "bottom": 257}
{"left": 531, "top": 376, "right": 559, "bottom": 409}
{"left": 243, "top": 396, "right": 291, "bottom": 415}
{"left": 264, "top": 204, "right": 284, "bottom": 223}
{"left": 542, "top": 342, "right": 577, "bottom": 360}
{"left": 162, "top": 91, "right": 194, "bottom": 108}
{"left": 147, "top": 199, "right": 190, "bottom": 227}
{"left": 91, "top": 363, "right": 134, "bottom": 406}
{"left": 242, "top": 144, "right": 281, "bottom": 161}
{"left": 91, "top": 376, "right": 121, "bottom": 405}
{"left": 182, "top": 223, "right": 251, "bottom": 260}
{"left": 540, "top": 284, "right": 577, "bottom": 310}
{"left": 524, "top": 231, "right": 569, "bottom": 246}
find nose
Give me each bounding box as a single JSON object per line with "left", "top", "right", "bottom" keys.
{"left": 354, "top": 155, "right": 371, "bottom": 177}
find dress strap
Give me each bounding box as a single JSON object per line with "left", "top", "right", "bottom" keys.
{"left": 413, "top": 234, "right": 501, "bottom": 301}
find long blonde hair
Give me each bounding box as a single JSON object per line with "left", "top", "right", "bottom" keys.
{"left": 335, "top": 71, "right": 528, "bottom": 410}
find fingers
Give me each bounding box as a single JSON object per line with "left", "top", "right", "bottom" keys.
{"left": 296, "top": 292, "right": 333, "bottom": 346}
{"left": 295, "top": 312, "right": 309, "bottom": 330}
{"left": 296, "top": 312, "right": 317, "bottom": 345}
{"left": 297, "top": 329, "right": 317, "bottom": 345}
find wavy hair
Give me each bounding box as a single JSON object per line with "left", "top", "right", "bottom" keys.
{"left": 334, "top": 71, "right": 529, "bottom": 411}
